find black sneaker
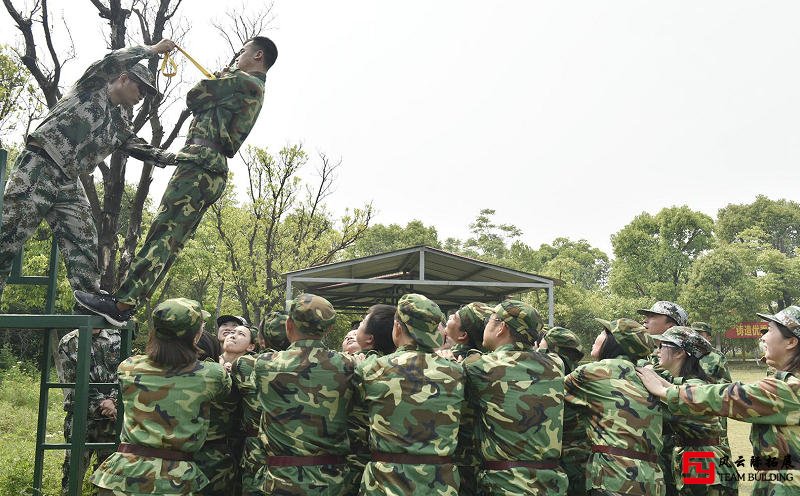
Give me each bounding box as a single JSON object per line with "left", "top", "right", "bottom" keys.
{"left": 74, "top": 290, "right": 134, "bottom": 327}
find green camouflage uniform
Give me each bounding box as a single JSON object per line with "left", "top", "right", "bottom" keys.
{"left": 90, "top": 298, "right": 231, "bottom": 495}
{"left": 354, "top": 294, "right": 464, "bottom": 495}
{"left": 58, "top": 328, "right": 121, "bottom": 496}
{"left": 539, "top": 327, "right": 587, "bottom": 496}
{"left": 252, "top": 294, "right": 356, "bottom": 495}
{"left": 116, "top": 67, "right": 266, "bottom": 307}
{"left": 195, "top": 357, "right": 241, "bottom": 496}
{"left": 447, "top": 302, "right": 490, "bottom": 496}
{"left": 0, "top": 46, "right": 174, "bottom": 295}
{"left": 466, "top": 300, "right": 568, "bottom": 495}
{"left": 346, "top": 348, "right": 383, "bottom": 496}
{"left": 564, "top": 318, "right": 665, "bottom": 496}
{"left": 232, "top": 354, "right": 265, "bottom": 496}
{"left": 653, "top": 327, "right": 738, "bottom": 496}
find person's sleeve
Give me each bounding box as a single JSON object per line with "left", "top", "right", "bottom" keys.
{"left": 58, "top": 339, "right": 75, "bottom": 409}
{"left": 214, "top": 365, "right": 233, "bottom": 402}
{"left": 352, "top": 360, "right": 367, "bottom": 406}
{"left": 665, "top": 377, "right": 800, "bottom": 424}
{"left": 122, "top": 136, "right": 176, "bottom": 165}
{"left": 231, "top": 356, "right": 255, "bottom": 392}
{"left": 76, "top": 46, "right": 155, "bottom": 88}
{"left": 563, "top": 364, "right": 593, "bottom": 409}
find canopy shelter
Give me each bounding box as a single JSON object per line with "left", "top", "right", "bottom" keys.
{"left": 284, "top": 245, "right": 562, "bottom": 325}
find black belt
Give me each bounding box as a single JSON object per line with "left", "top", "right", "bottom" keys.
{"left": 187, "top": 137, "right": 225, "bottom": 155}
{"left": 483, "top": 459, "right": 559, "bottom": 470}
{"left": 267, "top": 455, "right": 346, "bottom": 467}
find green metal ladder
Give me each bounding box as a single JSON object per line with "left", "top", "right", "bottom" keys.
{"left": 0, "top": 148, "right": 134, "bottom": 496}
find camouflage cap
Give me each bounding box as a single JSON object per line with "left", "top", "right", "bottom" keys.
{"left": 636, "top": 301, "right": 689, "bottom": 327}
{"left": 598, "top": 317, "right": 654, "bottom": 361}
{"left": 543, "top": 326, "right": 584, "bottom": 357}
{"left": 217, "top": 314, "right": 248, "bottom": 327}
{"left": 288, "top": 293, "right": 336, "bottom": 334}
{"left": 653, "top": 326, "right": 713, "bottom": 358}
{"left": 691, "top": 322, "right": 712, "bottom": 335}
{"left": 127, "top": 63, "right": 159, "bottom": 96}
{"left": 396, "top": 293, "right": 444, "bottom": 350}
{"left": 456, "top": 302, "right": 493, "bottom": 348}
{"left": 494, "top": 300, "right": 543, "bottom": 346}
{"left": 152, "top": 297, "right": 210, "bottom": 340}
{"left": 757, "top": 306, "right": 800, "bottom": 339}
{"left": 260, "top": 311, "right": 289, "bottom": 351}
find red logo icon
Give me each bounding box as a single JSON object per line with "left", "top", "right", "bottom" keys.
{"left": 682, "top": 451, "right": 715, "bottom": 484}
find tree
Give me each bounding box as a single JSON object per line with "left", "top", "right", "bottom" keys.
{"left": 343, "top": 220, "right": 440, "bottom": 259}
{"left": 0, "top": 45, "right": 41, "bottom": 144}
{"left": 716, "top": 196, "right": 800, "bottom": 256}
{"left": 460, "top": 209, "right": 522, "bottom": 262}
{"left": 609, "top": 206, "right": 714, "bottom": 301}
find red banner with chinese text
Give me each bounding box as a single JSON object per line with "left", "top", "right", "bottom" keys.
{"left": 724, "top": 322, "right": 769, "bottom": 339}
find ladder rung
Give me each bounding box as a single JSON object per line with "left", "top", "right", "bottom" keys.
{"left": 45, "top": 382, "right": 118, "bottom": 388}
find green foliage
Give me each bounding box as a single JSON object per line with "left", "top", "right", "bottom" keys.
{"left": 343, "top": 220, "right": 441, "bottom": 259}
{"left": 717, "top": 195, "right": 800, "bottom": 255}
{"left": 0, "top": 46, "right": 42, "bottom": 145}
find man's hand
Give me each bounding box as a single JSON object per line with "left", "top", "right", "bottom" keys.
{"left": 99, "top": 398, "right": 117, "bottom": 419}
{"left": 149, "top": 39, "right": 177, "bottom": 55}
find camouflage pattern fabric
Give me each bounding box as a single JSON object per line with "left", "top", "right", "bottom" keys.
{"left": 456, "top": 301, "right": 493, "bottom": 349}
{"left": 260, "top": 311, "right": 289, "bottom": 351}
{"left": 61, "top": 414, "right": 116, "bottom": 496}
{"left": 653, "top": 326, "right": 713, "bottom": 358}
{"left": 89, "top": 355, "right": 231, "bottom": 494}
{"left": 151, "top": 297, "right": 210, "bottom": 339}
{"left": 195, "top": 358, "right": 241, "bottom": 496}
{"left": 0, "top": 150, "right": 101, "bottom": 294}
{"left": 494, "top": 299, "right": 542, "bottom": 347}
{"left": 660, "top": 377, "right": 738, "bottom": 496}
{"left": 288, "top": 293, "right": 337, "bottom": 334}
{"left": 564, "top": 355, "right": 665, "bottom": 495}
{"left": 346, "top": 348, "right": 383, "bottom": 496}
{"left": 540, "top": 326, "right": 584, "bottom": 373}
{"left": 252, "top": 338, "right": 356, "bottom": 495}
{"left": 29, "top": 45, "right": 175, "bottom": 179}
{"left": 115, "top": 163, "right": 227, "bottom": 307}
{"left": 395, "top": 293, "right": 445, "bottom": 350}
{"left": 758, "top": 305, "right": 800, "bottom": 338}
{"left": 176, "top": 68, "right": 266, "bottom": 173}
{"left": 354, "top": 343, "right": 465, "bottom": 495}
{"left": 561, "top": 398, "right": 591, "bottom": 496}
{"left": 58, "top": 328, "right": 121, "bottom": 496}
{"left": 636, "top": 301, "right": 689, "bottom": 327}
{"left": 465, "top": 343, "right": 567, "bottom": 495}
{"left": 115, "top": 69, "right": 265, "bottom": 307}
{"left": 665, "top": 371, "right": 800, "bottom": 496}
{"left": 232, "top": 354, "right": 266, "bottom": 496}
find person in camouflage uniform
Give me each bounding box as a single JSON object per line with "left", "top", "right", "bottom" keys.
{"left": 440, "top": 301, "right": 492, "bottom": 496}
{"left": 465, "top": 300, "right": 568, "bottom": 495}
{"left": 638, "top": 305, "right": 800, "bottom": 496}
{"left": 0, "top": 40, "right": 176, "bottom": 298}
{"left": 565, "top": 318, "right": 665, "bottom": 496}
{"left": 58, "top": 328, "right": 121, "bottom": 496}
{"left": 231, "top": 312, "right": 289, "bottom": 496}
{"left": 252, "top": 294, "right": 356, "bottom": 495}
{"left": 354, "top": 293, "right": 464, "bottom": 495}
{"left": 539, "top": 326, "right": 587, "bottom": 496}
{"left": 90, "top": 297, "right": 231, "bottom": 495}
{"left": 76, "top": 36, "right": 278, "bottom": 326}
{"left": 638, "top": 301, "right": 689, "bottom": 335}
{"left": 652, "top": 327, "right": 738, "bottom": 496}
{"left": 346, "top": 304, "right": 396, "bottom": 495}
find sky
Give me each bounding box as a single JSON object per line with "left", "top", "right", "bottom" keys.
{"left": 3, "top": 1, "right": 800, "bottom": 256}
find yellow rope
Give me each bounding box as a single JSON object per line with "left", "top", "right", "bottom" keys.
{"left": 160, "top": 46, "right": 216, "bottom": 80}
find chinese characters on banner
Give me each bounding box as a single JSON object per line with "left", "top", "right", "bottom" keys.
{"left": 724, "top": 322, "right": 769, "bottom": 339}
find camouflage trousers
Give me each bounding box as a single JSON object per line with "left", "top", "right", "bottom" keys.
{"left": 262, "top": 464, "right": 354, "bottom": 496}
{"left": 194, "top": 442, "right": 236, "bottom": 496}
{"left": 116, "top": 162, "right": 226, "bottom": 306}
{"left": 0, "top": 149, "right": 100, "bottom": 295}
{"left": 240, "top": 437, "right": 265, "bottom": 496}
{"left": 61, "top": 413, "right": 116, "bottom": 496}
{"left": 360, "top": 462, "right": 459, "bottom": 496}
{"left": 477, "top": 467, "right": 568, "bottom": 496}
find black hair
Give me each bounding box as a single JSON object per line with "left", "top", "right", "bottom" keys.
{"left": 146, "top": 327, "right": 201, "bottom": 368}
{"left": 197, "top": 331, "right": 222, "bottom": 361}
{"left": 351, "top": 321, "right": 361, "bottom": 331}
{"left": 364, "top": 304, "right": 397, "bottom": 355}
{"left": 776, "top": 323, "right": 800, "bottom": 373}
{"left": 676, "top": 352, "right": 710, "bottom": 382}
{"left": 247, "top": 36, "right": 278, "bottom": 70}
{"left": 598, "top": 331, "right": 626, "bottom": 361}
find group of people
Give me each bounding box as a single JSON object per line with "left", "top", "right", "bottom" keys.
{"left": 60, "top": 292, "right": 800, "bottom": 496}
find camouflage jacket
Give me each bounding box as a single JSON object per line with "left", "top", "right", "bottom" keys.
{"left": 30, "top": 46, "right": 176, "bottom": 179}
{"left": 58, "top": 328, "right": 120, "bottom": 416}
{"left": 203, "top": 357, "right": 241, "bottom": 443}
{"left": 90, "top": 355, "right": 231, "bottom": 494}
{"left": 699, "top": 348, "right": 733, "bottom": 383}
{"left": 465, "top": 343, "right": 567, "bottom": 494}
{"left": 231, "top": 353, "right": 262, "bottom": 435}
{"left": 348, "top": 349, "right": 383, "bottom": 459}
{"left": 451, "top": 343, "right": 481, "bottom": 362}
{"left": 665, "top": 371, "right": 800, "bottom": 493}
{"left": 176, "top": 68, "right": 265, "bottom": 173}
{"left": 354, "top": 343, "right": 465, "bottom": 495}
{"left": 252, "top": 338, "right": 355, "bottom": 495}
{"left": 564, "top": 357, "right": 665, "bottom": 496}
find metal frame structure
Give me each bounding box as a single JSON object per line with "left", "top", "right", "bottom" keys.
{"left": 0, "top": 148, "right": 134, "bottom": 496}
{"left": 285, "top": 245, "right": 562, "bottom": 324}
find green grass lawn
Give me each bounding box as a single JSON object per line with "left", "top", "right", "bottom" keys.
{"left": 0, "top": 360, "right": 775, "bottom": 495}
